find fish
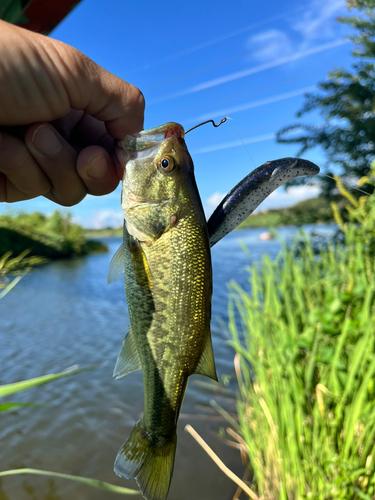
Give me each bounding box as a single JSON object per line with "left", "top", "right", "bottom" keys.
{"left": 108, "top": 122, "right": 320, "bottom": 500}
{"left": 109, "top": 122, "right": 216, "bottom": 500}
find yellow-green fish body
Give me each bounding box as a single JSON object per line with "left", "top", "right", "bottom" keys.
{"left": 110, "top": 123, "right": 216, "bottom": 500}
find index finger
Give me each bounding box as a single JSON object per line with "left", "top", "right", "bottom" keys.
{"left": 50, "top": 41, "right": 145, "bottom": 139}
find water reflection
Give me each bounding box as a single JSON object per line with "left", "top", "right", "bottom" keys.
{"left": 0, "top": 225, "right": 336, "bottom": 499}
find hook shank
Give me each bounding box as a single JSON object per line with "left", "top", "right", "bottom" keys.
{"left": 185, "top": 117, "right": 228, "bottom": 134}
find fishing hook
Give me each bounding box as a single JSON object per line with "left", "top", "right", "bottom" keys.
{"left": 185, "top": 117, "right": 228, "bottom": 134}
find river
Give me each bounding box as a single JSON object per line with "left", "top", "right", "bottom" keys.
{"left": 0, "top": 225, "right": 335, "bottom": 500}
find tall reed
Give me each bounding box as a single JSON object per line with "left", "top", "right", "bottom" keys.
{"left": 229, "top": 168, "right": 375, "bottom": 499}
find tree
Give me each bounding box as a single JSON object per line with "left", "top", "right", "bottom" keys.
{"left": 277, "top": 0, "right": 375, "bottom": 196}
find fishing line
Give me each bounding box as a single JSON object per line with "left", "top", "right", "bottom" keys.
{"left": 319, "top": 173, "right": 375, "bottom": 198}
{"left": 185, "top": 116, "right": 257, "bottom": 169}
{"left": 186, "top": 116, "right": 257, "bottom": 169}
{"left": 226, "top": 117, "right": 257, "bottom": 169}
{"left": 186, "top": 117, "right": 374, "bottom": 201}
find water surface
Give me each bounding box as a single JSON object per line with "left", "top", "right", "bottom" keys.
{"left": 0, "top": 225, "right": 335, "bottom": 500}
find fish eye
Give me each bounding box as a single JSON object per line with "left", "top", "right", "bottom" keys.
{"left": 159, "top": 156, "right": 175, "bottom": 173}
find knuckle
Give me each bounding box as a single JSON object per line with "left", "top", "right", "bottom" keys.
{"left": 137, "top": 88, "right": 146, "bottom": 111}
{"left": 128, "top": 85, "right": 145, "bottom": 112}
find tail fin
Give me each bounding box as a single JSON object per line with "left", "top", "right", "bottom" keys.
{"left": 114, "top": 420, "right": 177, "bottom": 500}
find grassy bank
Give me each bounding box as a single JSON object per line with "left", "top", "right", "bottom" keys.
{"left": 0, "top": 211, "right": 107, "bottom": 259}
{"left": 228, "top": 172, "right": 375, "bottom": 498}
{"left": 238, "top": 196, "right": 340, "bottom": 229}
{"left": 83, "top": 196, "right": 337, "bottom": 240}
{"left": 84, "top": 227, "right": 122, "bottom": 238}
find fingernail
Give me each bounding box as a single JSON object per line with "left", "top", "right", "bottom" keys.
{"left": 32, "top": 125, "right": 61, "bottom": 156}
{"left": 86, "top": 155, "right": 110, "bottom": 180}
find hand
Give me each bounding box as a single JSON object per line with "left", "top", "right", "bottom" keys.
{"left": 0, "top": 20, "right": 145, "bottom": 206}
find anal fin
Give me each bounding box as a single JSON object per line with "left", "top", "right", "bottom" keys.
{"left": 193, "top": 334, "right": 218, "bottom": 381}
{"left": 113, "top": 329, "right": 142, "bottom": 379}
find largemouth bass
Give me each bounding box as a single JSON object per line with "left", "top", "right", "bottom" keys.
{"left": 109, "top": 122, "right": 216, "bottom": 500}
{"left": 108, "top": 121, "right": 320, "bottom": 500}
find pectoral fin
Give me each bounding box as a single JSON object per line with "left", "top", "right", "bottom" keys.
{"left": 113, "top": 329, "right": 142, "bottom": 379}
{"left": 193, "top": 335, "right": 218, "bottom": 381}
{"left": 107, "top": 243, "right": 125, "bottom": 285}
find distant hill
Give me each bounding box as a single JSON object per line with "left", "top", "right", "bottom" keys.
{"left": 83, "top": 196, "right": 345, "bottom": 237}
{"left": 238, "top": 196, "right": 342, "bottom": 229}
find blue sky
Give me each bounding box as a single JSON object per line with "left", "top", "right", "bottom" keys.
{"left": 2, "top": 0, "right": 354, "bottom": 227}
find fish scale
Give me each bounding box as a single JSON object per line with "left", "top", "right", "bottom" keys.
{"left": 112, "top": 123, "right": 216, "bottom": 500}
{"left": 108, "top": 122, "right": 320, "bottom": 500}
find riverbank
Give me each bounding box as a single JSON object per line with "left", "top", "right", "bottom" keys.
{"left": 83, "top": 196, "right": 340, "bottom": 239}
{"left": 84, "top": 227, "right": 122, "bottom": 238}
{"left": 238, "top": 195, "right": 340, "bottom": 228}
{"left": 0, "top": 211, "right": 107, "bottom": 259}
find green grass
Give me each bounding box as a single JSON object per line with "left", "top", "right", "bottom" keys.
{"left": 0, "top": 211, "right": 108, "bottom": 258}
{"left": 0, "top": 364, "right": 140, "bottom": 496}
{"left": 0, "top": 469, "right": 139, "bottom": 495}
{"left": 0, "top": 250, "right": 46, "bottom": 299}
{"left": 238, "top": 196, "right": 342, "bottom": 229}
{"left": 228, "top": 168, "right": 375, "bottom": 499}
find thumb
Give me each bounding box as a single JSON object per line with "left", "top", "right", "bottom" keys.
{"left": 46, "top": 37, "right": 146, "bottom": 139}
{"left": 0, "top": 21, "right": 145, "bottom": 138}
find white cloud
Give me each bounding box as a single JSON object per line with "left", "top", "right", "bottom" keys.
{"left": 186, "top": 85, "right": 316, "bottom": 124}
{"left": 193, "top": 133, "right": 275, "bottom": 155}
{"left": 293, "top": 0, "right": 347, "bottom": 41}
{"left": 75, "top": 210, "right": 123, "bottom": 229}
{"left": 128, "top": 5, "right": 308, "bottom": 74}
{"left": 247, "top": 29, "right": 294, "bottom": 63}
{"left": 257, "top": 184, "right": 321, "bottom": 211}
{"left": 148, "top": 39, "right": 348, "bottom": 105}
{"left": 205, "top": 192, "right": 226, "bottom": 217}
{"left": 93, "top": 210, "right": 123, "bottom": 229}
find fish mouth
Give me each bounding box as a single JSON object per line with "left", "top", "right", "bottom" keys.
{"left": 118, "top": 123, "right": 185, "bottom": 153}
{"left": 138, "top": 123, "right": 184, "bottom": 141}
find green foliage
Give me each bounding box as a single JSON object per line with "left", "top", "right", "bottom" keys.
{"left": 0, "top": 366, "right": 97, "bottom": 411}
{"left": 0, "top": 250, "right": 46, "bottom": 299}
{"left": 277, "top": 1, "right": 375, "bottom": 196}
{"left": 0, "top": 469, "right": 140, "bottom": 496}
{"left": 331, "top": 161, "right": 375, "bottom": 252}
{"left": 84, "top": 227, "right": 123, "bottom": 238}
{"left": 0, "top": 210, "right": 107, "bottom": 258}
{"left": 229, "top": 172, "right": 375, "bottom": 498}
{"left": 238, "top": 196, "right": 335, "bottom": 228}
